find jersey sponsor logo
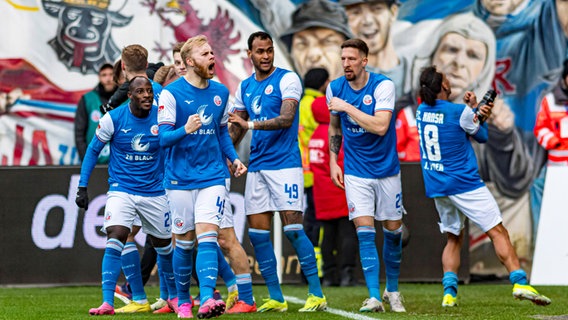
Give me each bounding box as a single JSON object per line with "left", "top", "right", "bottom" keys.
{"left": 264, "top": 84, "right": 273, "bottom": 95}
{"left": 174, "top": 218, "right": 184, "bottom": 228}
{"left": 184, "top": 100, "right": 194, "bottom": 105}
{"left": 213, "top": 95, "right": 222, "bottom": 107}
{"left": 120, "top": 128, "right": 131, "bottom": 133}
{"left": 245, "top": 93, "right": 251, "bottom": 97}
{"left": 105, "top": 211, "right": 112, "bottom": 221}
{"left": 150, "top": 125, "right": 159, "bottom": 135}
{"left": 158, "top": 105, "right": 165, "bottom": 112}
{"left": 131, "top": 134, "right": 150, "bottom": 152}
{"left": 90, "top": 110, "right": 101, "bottom": 122}
{"left": 197, "top": 105, "right": 213, "bottom": 126}
{"left": 251, "top": 96, "right": 262, "bottom": 115}
{"left": 363, "top": 94, "right": 372, "bottom": 105}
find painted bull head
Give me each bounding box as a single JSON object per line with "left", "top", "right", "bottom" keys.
{"left": 42, "top": 0, "right": 132, "bottom": 74}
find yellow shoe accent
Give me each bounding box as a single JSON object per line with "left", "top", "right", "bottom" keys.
{"left": 115, "top": 301, "right": 151, "bottom": 313}
{"left": 442, "top": 294, "right": 457, "bottom": 307}
{"left": 257, "top": 299, "right": 288, "bottom": 312}
{"left": 299, "top": 294, "right": 327, "bottom": 312}
{"left": 226, "top": 290, "right": 239, "bottom": 310}
{"left": 512, "top": 284, "right": 551, "bottom": 306}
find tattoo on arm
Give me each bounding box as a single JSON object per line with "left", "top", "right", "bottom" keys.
{"left": 256, "top": 99, "right": 297, "bottom": 130}
{"left": 330, "top": 135, "right": 342, "bottom": 155}
{"left": 229, "top": 111, "right": 249, "bottom": 145}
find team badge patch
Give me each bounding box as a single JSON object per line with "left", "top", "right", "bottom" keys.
{"left": 348, "top": 202, "right": 356, "bottom": 213}
{"left": 265, "top": 84, "right": 273, "bottom": 95}
{"left": 174, "top": 218, "right": 184, "bottom": 228}
{"left": 363, "top": 94, "right": 373, "bottom": 105}
{"left": 214, "top": 95, "right": 222, "bottom": 106}
{"left": 151, "top": 125, "right": 159, "bottom": 135}
{"left": 158, "top": 105, "right": 164, "bottom": 112}
{"left": 105, "top": 212, "right": 112, "bottom": 221}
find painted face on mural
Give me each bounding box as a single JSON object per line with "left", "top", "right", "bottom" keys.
{"left": 481, "top": 0, "right": 524, "bottom": 15}
{"left": 432, "top": 32, "right": 487, "bottom": 101}
{"left": 345, "top": 2, "right": 396, "bottom": 56}
{"left": 291, "top": 27, "right": 344, "bottom": 80}
{"left": 187, "top": 43, "right": 216, "bottom": 80}
{"left": 248, "top": 36, "right": 275, "bottom": 76}
{"left": 557, "top": 0, "right": 568, "bottom": 37}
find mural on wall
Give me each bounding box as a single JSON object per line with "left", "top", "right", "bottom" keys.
{"left": 1, "top": 0, "right": 566, "bottom": 278}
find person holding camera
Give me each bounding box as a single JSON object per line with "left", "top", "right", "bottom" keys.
{"left": 416, "top": 66, "right": 551, "bottom": 308}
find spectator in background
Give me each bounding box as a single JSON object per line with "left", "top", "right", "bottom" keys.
{"left": 299, "top": 68, "right": 330, "bottom": 253}
{"left": 532, "top": 59, "right": 568, "bottom": 234}
{"left": 74, "top": 63, "right": 116, "bottom": 163}
{"left": 172, "top": 41, "right": 187, "bottom": 78}
{"left": 280, "top": 0, "right": 353, "bottom": 80}
{"left": 112, "top": 59, "right": 125, "bottom": 87}
{"left": 309, "top": 95, "right": 358, "bottom": 287}
{"left": 154, "top": 64, "right": 178, "bottom": 86}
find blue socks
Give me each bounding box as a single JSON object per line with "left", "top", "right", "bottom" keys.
{"left": 102, "top": 238, "right": 124, "bottom": 306}
{"left": 196, "top": 231, "right": 219, "bottom": 303}
{"left": 236, "top": 273, "right": 254, "bottom": 305}
{"left": 155, "top": 242, "right": 177, "bottom": 300}
{"left": 383, "top": 226, "right": 402, "bottom": 292}
{"left": 443, "top": 271, "right": 458, "bottom": 297}
{"left": 217, "top": 245, "right": 236, "bottom": 290}
{"left": 284, "top": 224, "right": 323, "bottom": 298}
{"left": 509, "top": 269, "right": 528, "bottom": 285}
{"left": 249, "top": 228, "right": 284, "bottom": 302}
{"left": 357, "top": 226, "right": 380, "bottom": 300}
{"left": 173, "top": 239, "right": 194, "bottom": 305}
{"left": 122, "top": 241, "right": 147, "bottom": 303}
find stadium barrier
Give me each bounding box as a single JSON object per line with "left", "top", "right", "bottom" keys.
{"left": 0, "top": 163, "right": 469, "bottom": 285}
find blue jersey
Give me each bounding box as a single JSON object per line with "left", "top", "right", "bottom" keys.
{"left": 327, "top": 72, "right": 399, "bottom": 179}
{"left": 232, "top": 67, "right": 303, "bottom": 172}
{"left": 158, "top": 77, "right": 237, "bottom": 190}
{"left": 79, "top": 104, "right": 164, "bottom": 196}
{"left": 416, "top": 99, "right": 487, "bottom": 198}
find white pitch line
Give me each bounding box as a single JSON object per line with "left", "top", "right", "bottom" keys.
{"left": 284, "top": 295, "right": 381, "bottom": 320}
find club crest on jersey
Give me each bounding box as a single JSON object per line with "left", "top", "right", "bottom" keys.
{"left": 131, "top": 134, "right": 150, "bottom": 152}
{"left": 363, "top": 94, "right": 373, "bottom": 105}
{"left": 264, "top": 84, "right": 273, "bottom": 95}
{"left": 174, "top": 218, "right": 184, "bottom": 228}
{"left": 214, "top": 95, "right": 222, "bottom": 107}
{"left": 251, "top": 96, "right": 262, "bottom": 115}
{"left": 197, "top": 105, "right": 213, "bottom": 126}
{"left": 151, "top": 125, "right": 159, "bottom": 135}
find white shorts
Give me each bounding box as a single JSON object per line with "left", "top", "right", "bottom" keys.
{"left": 167, "top": 185, "right": 228, "bottom": 234}
{"left": 245, "top": 168, "right": 304, "bottom": 214}
{"left": 434, "top": 186, "right": 502, "bottom": 236}
{"left": 103, "top": 191, "right": 171, "bottom": 239}
{"left": 219, "top": 178, "right": 234, "bottom": 229}
{"left": 344, "top": 174, "right": 404, "bottom": 221}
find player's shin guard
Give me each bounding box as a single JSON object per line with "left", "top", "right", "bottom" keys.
{"left": 102, "top": 238, "right": 124, "bottom": 306}
{"left": 249, "top": 228, "right": 284, "bottom": 302}
{"left": 284, "top": 224, "right": 323, "bottom": 297}
{"left": 122, "top": 242, "right": 147, "bottom": 303}
{"left": 196, "top": 232, "right": 219, "bottom": 302}
{"left": 155, "top": 242, "right": 177, "bottom": 300}
{"left": 383, "top": 226, "right": 402, "bottom": 292}
{"left": 357, "top": 226, "right": 380, "bottom": 300}
{"left": 173, "top": 239, "right": 195, "bottom": 306}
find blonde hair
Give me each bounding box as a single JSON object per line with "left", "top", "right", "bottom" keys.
{"left": 180, "top": 35, "right": 208, "bottom": 67}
